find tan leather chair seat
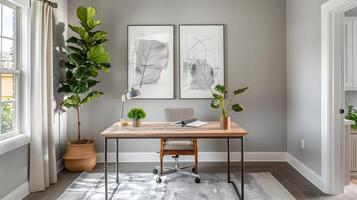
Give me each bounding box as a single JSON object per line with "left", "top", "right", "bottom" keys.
{"left": 164, "top": 140, "right": 195, "bottom": 150}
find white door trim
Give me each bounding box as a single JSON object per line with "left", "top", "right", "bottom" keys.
{"left": 321, "top": 0, "right": 357, "bottom": 194}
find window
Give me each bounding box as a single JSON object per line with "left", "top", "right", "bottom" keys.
{"left": 0, "top": 2, "right": 19, "bottom": 141}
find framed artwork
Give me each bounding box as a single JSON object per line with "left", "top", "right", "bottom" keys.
{"left": 127, "top": 25, "right": 175, "bottom": 99}
{"left": 179, "top": 24, "right": 225, "bottom": 99}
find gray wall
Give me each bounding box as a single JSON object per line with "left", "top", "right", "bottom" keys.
{"left": 0, "top": 0, "right": 67, "bottom": 198}
{"left": 286, "top": 0, "right": 329, "bottom": 175}
{"left": 346, "top": 92, "right": 357, "bottom": 107}
{"left": 67, "top": 0, "right": 287, "bottom": 153}
{"left": 0, "top": 145, "right": 28, "bottom": 198}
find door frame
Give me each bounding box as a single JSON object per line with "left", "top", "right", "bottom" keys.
{"left": 321, "top": 0, "right": 357, "bottom": 194}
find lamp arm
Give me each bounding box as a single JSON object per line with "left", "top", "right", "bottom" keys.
{"left": 120, "top": 93, "right": 126, "bottom": 121}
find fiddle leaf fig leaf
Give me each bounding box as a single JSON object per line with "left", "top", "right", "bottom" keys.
{"left": 87, "top": 45, "right": 110, "bottom": 63}
{"left": 86, "top": 19, "right": 101, "bottom": 30}
{"left": 72, "top": 66, "right": 87, "bottom": 79}
{"left": 58, "top": 84, "right": 71, "bottom": 93}
{"left": 88, "top": 79, "right": 99, "bottom": 87}
{"left": 233, "top": 87, "right": 248, "bottom": 95}
{"left": 66, "top": 70, "right": 74, "bottom": 79}
{"left": 80, "top": 91, "right": 103, "bottom": 105}
{"left": 70, "top": 81, "right": 89, "bottom": 94}
{"left": 214, "top": 84, "right": 227, "bottom": 94}
{"left": 89, "top": 67, "right": 98, "bottom": 77}
{"left": 77, "top": 6, "right": 96, "bottom": 22}
{"left": 88, "top": 79, "right": 100, "bottom": 88}
{"left": 77, "top": 6, "right": 101, "bottom": 31}
{"left": 97, "top": 63, "right": 111, "bottom": 72}
{"left": 61, "top": 95, "right": 81, "bottom": 108}
{"left": 91, "top": 31, "right": 107, "bottom": 43}
{"left": 68, "top": 53, "right": 84, "bottom": 67}
{"left": 68, "top": 46, "right": 82, "bottom": 54}
{"left": 101, "top": 63, "right": 111, "bottom": 69}
{"left": 66, "top": 36, "right": 78, "bottom": 44}
{"left": 66, "top": 37, "right": 85, "bottom": 48}
{"left": 69, "top": 25, "right": 89, "bottom": 42}
{"left": 232, "top": 104, "right": 244, "bottom": 112}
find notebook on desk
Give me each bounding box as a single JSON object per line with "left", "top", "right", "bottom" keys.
{"left": 171, "top": 118, "right": 208, "bottom": 127}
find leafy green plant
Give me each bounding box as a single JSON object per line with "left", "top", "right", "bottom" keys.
{"left": 346, "top": 105, "right": 357, "bottom": 130}
{"left": 211, "top": 84, "right": 248, "bottom": 118}
{"left": 58, "top": 6, "right": 111, "bottom": 143}
{"left": 127, "top": 108, "right": 147, "bottom": 120}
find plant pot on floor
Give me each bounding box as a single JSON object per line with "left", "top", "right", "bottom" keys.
{"left": 220, "top": 116, "right": 231, "bottom": 130}
{"left": 63, "top": 139, "right": 96, "bottom": 172}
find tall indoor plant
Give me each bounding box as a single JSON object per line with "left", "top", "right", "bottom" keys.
{"left": 211, "top": 84, "right": 248, "bottom": 129}
{"left": 59, "top": 6, "right": 111, "bottom": 171}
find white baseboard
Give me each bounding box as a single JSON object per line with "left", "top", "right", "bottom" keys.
{"left": 287, "top": 153, "right": 325, "bottom": 192}
{"left": 96, "top": 152, "right": 287, "bottom": 163}
{"left": 1, "top": 181, "right": 29, "bottom": 200}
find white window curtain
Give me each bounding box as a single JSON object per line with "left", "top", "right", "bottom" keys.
{"left": 29, "top": 0, "right": 57, "bottom": 192}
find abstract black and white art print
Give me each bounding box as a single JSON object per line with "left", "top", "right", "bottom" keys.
{"left": 128, "top": 25, "right": 174, "bottom": 99}
{"left": 179, "top": 25, "right": 224, "bottom": 99}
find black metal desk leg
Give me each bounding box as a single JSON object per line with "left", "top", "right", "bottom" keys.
{"left": 116, "top": 139, "right": 119, "bottom": 183}
{"left": 104, "top": 138, "right": 108, "bottom": 200}
{"left": 227, "top": 137, "right": 243, "bottom": 200}
{"left": 227, "top": 138, "right": 230, "bottom": 182}
{"left": 241, "top": 137, "right": 244, "bottom": 200}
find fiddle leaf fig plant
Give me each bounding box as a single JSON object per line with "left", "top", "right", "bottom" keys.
{"left": 58, "top": 6, "right": 111, "bottom": 143}
{"left": 211, "top": 84, "right": 248, "bottom": 118}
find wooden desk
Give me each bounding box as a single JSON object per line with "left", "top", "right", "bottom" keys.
{"left": 101, "top": 121, "right": 248, "bottom": 200}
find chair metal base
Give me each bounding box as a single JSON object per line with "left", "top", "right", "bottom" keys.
{"left": 153, "top": 156, "right": 200, "bottom": 183}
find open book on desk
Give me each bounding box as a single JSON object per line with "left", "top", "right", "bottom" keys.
{"left": 170, "top": 118, "right": 208, "bottom": 128}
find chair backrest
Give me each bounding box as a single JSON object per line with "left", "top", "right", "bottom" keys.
{"left": 165, "top": 108, "right": 194, "bottom": 122}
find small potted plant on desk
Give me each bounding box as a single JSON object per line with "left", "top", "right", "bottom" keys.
{"left": 211, "top": 84, "right": 248, "bottom": 130}
{"left": 127, "top": 108, "right": 147, "bottom": 127}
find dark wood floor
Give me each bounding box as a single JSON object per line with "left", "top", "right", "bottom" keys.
{"left": 24, "top": 162, "right": 329, "bottom": 200}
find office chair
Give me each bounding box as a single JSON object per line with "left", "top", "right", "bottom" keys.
{"left": 153, "top": 108, "right": 200, "bottom": 184}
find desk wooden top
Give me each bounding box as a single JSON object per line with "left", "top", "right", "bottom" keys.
{"left": 101, "top": 121, "right": 248, "bottom": 138}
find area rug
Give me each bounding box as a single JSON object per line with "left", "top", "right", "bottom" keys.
{"left": 58, "top": 172, "right": 295, "bottom": 200}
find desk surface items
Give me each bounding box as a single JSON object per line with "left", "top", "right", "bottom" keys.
{"left": 102, "top": 121, "right": 247, "bottom": 138}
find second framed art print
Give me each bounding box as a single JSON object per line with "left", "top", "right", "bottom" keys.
{"left": 179, "top": 25, "right": 225, "bottom": 99}
{"left": 128, "top": 25, "right": 174, "bottom": 99}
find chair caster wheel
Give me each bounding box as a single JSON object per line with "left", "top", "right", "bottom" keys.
{"left": 194, "top": 177, "right": 200, "bottom": 183}
{"left": 192, "top": 167, "right": 196, "bottom": 173}
{"left": 156, "top": 177, "right": 162, "bottom": 183}
{"left": 152, "top": 169, "right": 158, "bottom": 174}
